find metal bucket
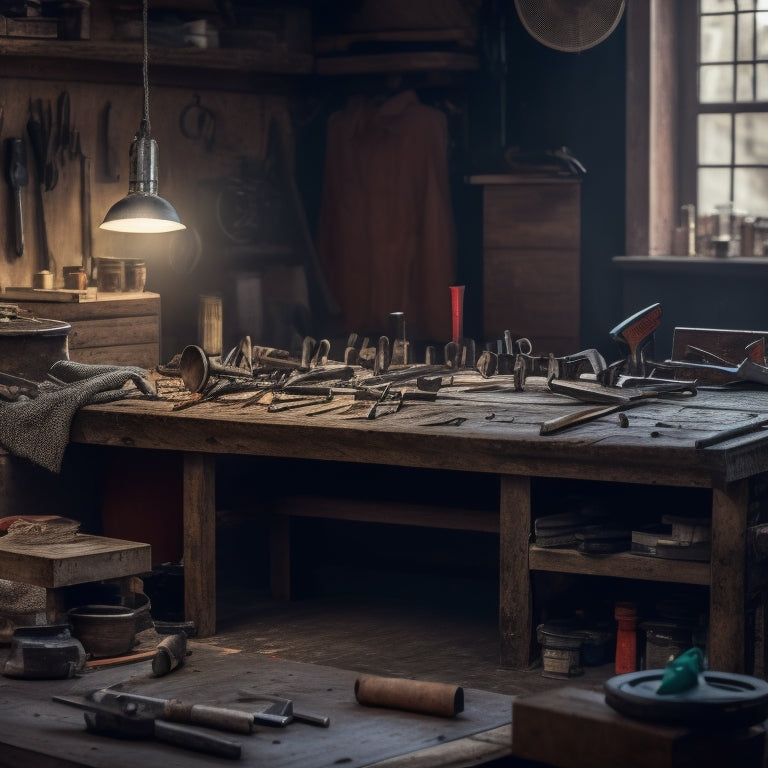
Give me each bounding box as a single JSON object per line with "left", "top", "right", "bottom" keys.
{"left": 0, "top": 304, "right": 70, "bottom": 381}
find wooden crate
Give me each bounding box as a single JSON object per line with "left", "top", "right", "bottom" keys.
{"left": 469, "top": 174, "right": 581, "bottom": 356}
{"left": 10, "top": 292, "right": 161, "bottom": 370}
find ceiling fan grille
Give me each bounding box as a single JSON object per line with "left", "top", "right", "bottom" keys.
{"left": 513, "top": 0, "right": 626, "bottom": 53}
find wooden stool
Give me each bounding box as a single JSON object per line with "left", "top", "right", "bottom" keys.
{"left": 0, "top": 534, "right": 151, "bottom": 623}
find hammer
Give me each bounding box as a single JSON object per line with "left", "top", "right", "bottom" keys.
{"left": 609, "top": 303, "right": 662, "bottom": 376}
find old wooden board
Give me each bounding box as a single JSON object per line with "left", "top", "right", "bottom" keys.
{"left": 0, "top": 642, "right": 515, "bottom": 768}
{"left": 0, "top": 534, "right": 151, "bottom": 588}
{"left": 1, "top": 287, "right": 98, "bottom": 303}
{"left": 511, "top": 686, "right": 765, "bottom": 768}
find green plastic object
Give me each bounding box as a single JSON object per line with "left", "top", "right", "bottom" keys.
{"left": 656, "top": 647, "right": 705, "bottom": 695}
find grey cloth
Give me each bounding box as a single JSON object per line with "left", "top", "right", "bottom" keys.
{"left": 0, "top": 360, "right": 156, "bottom": 474}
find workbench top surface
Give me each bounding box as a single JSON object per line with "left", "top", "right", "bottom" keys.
{"left": 0, "top": 642, "right": 514, "bottom": 768}
{"left": 70, "top": 372, "right": 768, "bottom": 486}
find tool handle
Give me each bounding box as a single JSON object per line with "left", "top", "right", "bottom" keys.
{"left": 163, "top": 700, "right": 254, "bottom": 734}
{"left": 539, "top": 401, "right": 633, "bottom": 436}
{"left": 450, "top": 285, "right": 465, "bottom": 344}
{"left": 13, "top": 189, "right": 23, "bottom": 258}
{"left": 33, "top": 182, "right": 51, "bottom": 272}
{"left": 154, "top": 720, "right": 242, "bottom": 759}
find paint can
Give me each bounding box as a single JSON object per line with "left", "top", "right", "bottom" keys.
{"left": 641, "top": 619, "right": 696, "bottom": 670}
{"left": 537, "top": 622, "right": 583, "bottom": 679}
{"left": 32, "top": 270, "right": 53, "bottom": 290}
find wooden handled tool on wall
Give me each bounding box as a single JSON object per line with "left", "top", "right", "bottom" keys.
{"left": 75, "top": 131, "right": 93, "bottom": 282}
{"left": 5, "top": 138, "right": 28, "bottom": 259}
{"left": 26, "top": 99, "right": 53, "bottom": 277}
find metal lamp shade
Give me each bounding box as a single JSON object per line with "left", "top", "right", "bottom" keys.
{"left": 101, "top": 192, "right": 185, "bottom": 233}
{"left": 100, "top": 123, "right": 185, "bottom": 233}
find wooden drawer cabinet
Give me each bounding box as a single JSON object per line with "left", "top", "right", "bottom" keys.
{"left": 469, "top": 175, "right": 581, "bottom": 356}
{"left": 11, "top": 292, "right": 161, "bottom": 370}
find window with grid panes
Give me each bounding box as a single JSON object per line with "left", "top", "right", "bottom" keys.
{"left": 695, "top": 0, "right": 768, "bottom": 255}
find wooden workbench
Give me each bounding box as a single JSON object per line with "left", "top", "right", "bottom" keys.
{"left": 0, "top": 641, "right": 515, "bottom": 768}
{"left": 67, "top": 373, "right": 768, "bottom": 673}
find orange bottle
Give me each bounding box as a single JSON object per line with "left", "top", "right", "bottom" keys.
{"left": 614, "top": 601, "right": 638, "bottom": 674}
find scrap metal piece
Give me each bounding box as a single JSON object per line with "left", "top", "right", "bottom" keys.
{"left": 664, "top": 357, "right": 768, "bottom": 387}
{"left": 343, "top": 333, "right": 360, "bottom": 365}
{"left": 374, "top": 335, "right": 390, "bottom": 376}
{"left": 311, "top": 339, "right": 330, "bottom": 367}
{"left": 476, "top": 350, "right": 498, "bottom": 378}
{"left": 236, "top": 692, "right": 330, "bottom": 728}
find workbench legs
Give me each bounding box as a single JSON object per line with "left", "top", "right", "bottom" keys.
{"left": 499, "top": 475, "right": 534, "bottom": 669}
{"left": 709, "top": 479, "right": 748, "bottom": 674}
{"left": 176, "top": 453, "right": 751, "bottom": 673}
{"left": 182, "top": 452, "right": 217, "bottom": 638}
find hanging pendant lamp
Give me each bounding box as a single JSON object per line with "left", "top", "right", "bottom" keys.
{"left": 100, "top": 0, "right": 185, "bottom": 233}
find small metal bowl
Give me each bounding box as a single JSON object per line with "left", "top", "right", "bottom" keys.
{"left": 67, "top": 605, "right": 137, "bottom": 658}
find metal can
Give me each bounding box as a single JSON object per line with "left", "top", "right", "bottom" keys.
{"left": 125, "top": 261, "right": 147, "bottom": 292}
{"left": 63, "top": 266, "right": 88, "bottom": 291}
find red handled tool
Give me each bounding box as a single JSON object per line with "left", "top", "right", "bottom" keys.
{"left": 450, "top": 285, "right": 465, "bottom": 344}
{"left": 610, "top": 303, "right": 662, "bottom": 377}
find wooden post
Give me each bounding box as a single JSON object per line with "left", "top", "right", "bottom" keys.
{"left": 709, "top": 480, "right": 748, "bottom": 672}
{"left": 499, "top": 474, "right": 533, "bottom": 668}
{"left": 183, "top": 452, "right": 216, "bottom": 637}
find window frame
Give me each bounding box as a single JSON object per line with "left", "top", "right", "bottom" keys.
{"left": 626, "top": 0, "right": 681, "bottom": 255}
{"left": 628, "top": 0, "right": 768, "bottom": 256}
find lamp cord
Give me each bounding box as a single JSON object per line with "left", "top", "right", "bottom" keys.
{"left": 142, "top": 0, "right": 150, "bottom": 131}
